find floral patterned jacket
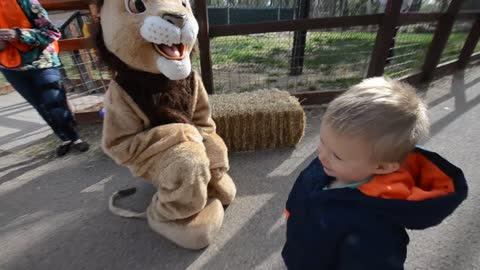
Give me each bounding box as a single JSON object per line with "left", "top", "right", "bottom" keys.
{"left": 0, "top": 0, "right": 61, "bottom": 70}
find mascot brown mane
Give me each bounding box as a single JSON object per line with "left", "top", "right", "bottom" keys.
{"left": 95, "top": 0, "right": 236, "bottom": 250}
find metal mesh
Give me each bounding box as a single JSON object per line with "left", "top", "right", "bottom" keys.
{"left": 206, "top": 0, "right": 295, "bottom": 25}
{"left": 439, "top": 19, "right": 473, "bottom": 64}
{"left": 59, "top": 50, "right": 109, "bottom": 113}
{"left": 406, "top": 0, "right": 451, "bottom": 13}
{"left": 210, "top": 26, "right": 377, "bottom": 94}
{"left": 310, "top": 0, "right": 385, "bottom": 18}
{"left": 384, "top": 22, "right": 436, "bottom": 78}
{"left": 58, "top": 12, "right": 109, "bottom": 114}
{"left": 207, "top": 0, "right": 294, "bottom": 8}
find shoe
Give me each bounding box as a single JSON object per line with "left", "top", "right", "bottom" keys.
{"left": 56, "top": 142, "right": 71, "bottom": 157}
{"left": 72, "top": 141, "right": 89, "bottom": 152}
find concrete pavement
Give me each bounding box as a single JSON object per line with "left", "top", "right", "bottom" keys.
{"left": 0, "top": 92, "right": 52, "bottom": 154}
{"left": 1, "top": 66, "right": 480, "bottom": 270}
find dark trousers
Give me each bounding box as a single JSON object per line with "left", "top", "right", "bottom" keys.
{"left": 1, "top": 67, "right": 79, "bottom": 141}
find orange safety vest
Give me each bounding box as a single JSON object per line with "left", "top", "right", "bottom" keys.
{"left": 0, "top": 0, "right": 58, "bottom": 68}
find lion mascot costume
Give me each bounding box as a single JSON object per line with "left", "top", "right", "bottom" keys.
{"left": 94, "top": 0, "right": 236, "bottom": 249}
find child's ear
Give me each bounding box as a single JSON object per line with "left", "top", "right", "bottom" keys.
{"left": 374, "top": 162, "right": 400, "bottom": 175}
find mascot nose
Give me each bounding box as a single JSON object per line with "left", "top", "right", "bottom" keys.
{"left": 163, "top": 13, "right": 186, "bottom": 28}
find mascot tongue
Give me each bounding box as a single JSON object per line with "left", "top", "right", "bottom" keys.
{"left": 160, "top": 44, "right": 181, "bottom": 57}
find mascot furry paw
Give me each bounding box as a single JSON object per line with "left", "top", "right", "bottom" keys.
{"left": 95, "top": 0, "right": 236, "bottom": 249}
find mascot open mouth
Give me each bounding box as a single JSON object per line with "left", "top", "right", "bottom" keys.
{"left": 153, "top": 43, "right": 187, "bottom": 61}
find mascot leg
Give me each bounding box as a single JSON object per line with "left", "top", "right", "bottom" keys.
{"left": 208, "top": 169, "right": 236, "bottom": 206}
{"left": 202, "top": 132, "right": 237, "bottom": 206}
{"left": 147, "top": 197, "right": 224, "bottom": 250}
{"left": 146, "top": 141, "right": 225, "bottom": 250}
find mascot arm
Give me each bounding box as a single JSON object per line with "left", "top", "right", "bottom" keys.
{"left": 102, "top": 85, "right": 203, "bottom": 172}
{"left": 192, "top": 74, "right": 229, "bottom": 172}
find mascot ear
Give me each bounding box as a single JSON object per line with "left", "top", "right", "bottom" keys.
{"left": 90, "top": 1, "right": 125, "bottom": 74}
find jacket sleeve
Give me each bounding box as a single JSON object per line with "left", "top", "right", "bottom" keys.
{"left": 16, "top": 0, "right": 61, "bottom": 46}
{"left": 283, "top": 161, "right": 346, "bottom": 269}
{"left": 191, "top": 73, "right": 229, "bottom": 170}
{"left": 283, "top": 207, "right": 346, "bottom": 269}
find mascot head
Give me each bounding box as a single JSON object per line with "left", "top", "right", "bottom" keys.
{"left": 95, "top": 0, "right": 199, "bottom": 80}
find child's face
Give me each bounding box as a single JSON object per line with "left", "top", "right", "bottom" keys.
{"left": 318, "top": 123, "right": 379, "bottom": 183}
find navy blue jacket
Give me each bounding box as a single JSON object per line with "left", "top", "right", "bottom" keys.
{"left": 282, "top": 147, "right": 468, "bottom": 270}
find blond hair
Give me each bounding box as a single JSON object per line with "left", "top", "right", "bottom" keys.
{"left": 322, "top": 77, "right": 429, "bottom": 162}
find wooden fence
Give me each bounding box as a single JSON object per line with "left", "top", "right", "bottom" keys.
{"left": 41, "top": 0, "right": 96, "bottom": 51}
{"left": 39, "top": 0, "right": 480, "bottom": 106}
{"left": 195, "top": 0, "right": 480, "bottom": 103}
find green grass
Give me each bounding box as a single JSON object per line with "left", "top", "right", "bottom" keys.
{"left": 384, "top": 32, "right": 434, "bottom": 77}
{"left": 211, "top": 32, "right": 377, "bottom": 73}
{"left": 384, "top": 31, "right": 470, "bottom": 77}
{"left": 212, "top": 32, "right": 376, "bottom": 67}
{"left": 211, "top": 31, "right": 470, "bottom": 79}
{"left": 440, "top": 32, "right": 471, "bottom": 62}
{"left": 210, "top": 31, "right": 444, "bottom": 91}
{"left": 212, "top": 35, "right": 291, "bottom": 71}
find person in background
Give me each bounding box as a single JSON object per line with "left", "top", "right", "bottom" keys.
{"left": 0, "top": 0, "right": 89, "bottom": 156}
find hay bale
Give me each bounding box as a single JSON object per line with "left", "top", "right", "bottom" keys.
{"left": 210, "top": 89, "right": 305, "bottom": 152}
{"left": 69, "top": 94, "right": 104, "bottom": 113}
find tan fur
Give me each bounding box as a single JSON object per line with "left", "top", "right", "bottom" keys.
{"left": 102, "top": 74, "right": 236, "bottom": 249}
{"left": 99, "top": 0, "right": 235, "bottom": 249}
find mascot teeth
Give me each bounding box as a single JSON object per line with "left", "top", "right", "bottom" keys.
{"left": 153, "top": 43, "right": 186, "bottom": 60}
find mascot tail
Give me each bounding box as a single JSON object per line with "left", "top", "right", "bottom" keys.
{"left": 109, "top": 188, "right": 147, "bottom": 219}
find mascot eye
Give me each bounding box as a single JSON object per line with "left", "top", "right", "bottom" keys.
{"left": 126, "top": 0, "right": 146, "bottom": 14}
{"left": 182, "top": 0, "right": 187, "bottom": 7}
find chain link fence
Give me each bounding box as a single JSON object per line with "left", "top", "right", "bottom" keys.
{"left": 384, "top": 22, "right": 437, "bottom": 78}
{"left": 203, "top": 0, "right": 478, "bottom": 94}
{"left": 440, "top": 19, "right": 474, "bottom": 64}
{"left": 208, "top": 18, "right": 474, "bottom": 94}
{"left": 208, "top": 27, "right": 377, "bottom": 94}
{"left": 56, "top": 12, "right": 109, "bottom": 114}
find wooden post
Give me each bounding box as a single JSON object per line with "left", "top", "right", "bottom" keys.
{"left": 421, "top": 0, "right": 465, "bottom": 81}
{"left": 367, "top": 0, "right": 402, "bottom": 77}
{"left": 40, "top": 0, "right": 89, "bottom": 11}
{"left": 289, "top": 0, "right": 310, "bottom": 76}
{"left": 194, "top": 0, "right": 215, "bottom": 94}
{"left": 457, "top": 15, "right": 480, "bottom": 70}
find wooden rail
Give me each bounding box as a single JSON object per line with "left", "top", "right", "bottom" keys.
{"left": 209, "top": 15, "right": 383, "bottom": 37}
{"left": 40, "top": 0, "right": 89, "bottom": 11}
{"left": 40, "top": 0, "right": 97, "bottom": 52}
{"left": 58, "top": 37, "right": 95, "bottom": 51}
{"left": 421, "top": 0, "right": 465, "bottom": 81}
{"left": 367, "top": 0, "right": 403, "bottom": 77}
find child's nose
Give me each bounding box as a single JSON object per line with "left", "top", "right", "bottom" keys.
{"left": 318, "top": 150, "right": 329, "bottom": 165}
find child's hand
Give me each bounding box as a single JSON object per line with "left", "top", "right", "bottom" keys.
{"left": 0, "top": 40, "right": 5, "bottom": 51}
{"left": 0, "top": 29, "right": 18, "bottom": 41}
